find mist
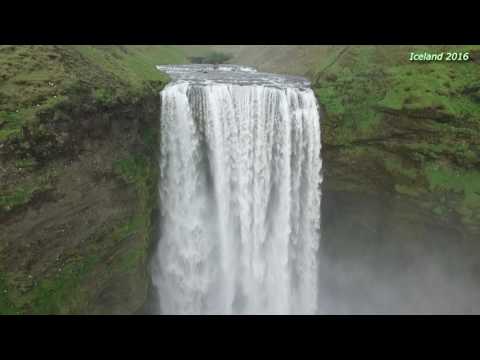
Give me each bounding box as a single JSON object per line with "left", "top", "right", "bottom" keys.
{"left": 318, "top": 190, "right": 480, "bottom": 314}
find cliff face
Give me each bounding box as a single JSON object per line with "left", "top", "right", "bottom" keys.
{"left": 312, "top": 46, "right": 480, "bottom": 312}
{"left": 313, "top": 45, "right": 480, "bottom": 237}
{"left": 0, "top": 45, "right": 171, "bottom": 314}
{"left": 1, "top": 96, "right": 160, "bottom": 314}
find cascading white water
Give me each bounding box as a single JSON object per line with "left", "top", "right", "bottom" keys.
{"left": 151, "top": 65, "right": 322, "bottom": 314}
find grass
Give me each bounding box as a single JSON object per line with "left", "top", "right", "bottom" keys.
{"left": 0, "top": 184, "right": 39, "bottom": 212}
{"left": 404, "top": 141, "right": 479, "bottom": 168}
{"left": 426, "top": 163, "right": 480, "bottom": 203}
{"left": 24, "top": 255, "right": 100, "bottom": 314}
{"left": 113, "top": 151, "right": 158, "bottom": 227}
{"left": 314, "top": 45, "right": 480, "bottom": 145}
{"left": 0, "top": 254, "right": 101, "bottom": 314}
{"left": 378, "top": 60, "right": 480, "bottom": 118}
{"left": 112, "top": 148, "right": 159, "bottom": 278}
{"left": 0, "top": 45, "right": 170, "bottom": 314}
{"left": 425, "top": 163, "right": 480, "bottom": 224}
{"left": 0, "top": 167, "right": 57, "bottom": 213}
{"left": 117, "top": 238, "right": 146, "bottom": 274}
{"left": 312, "top": 45, "right": 480, "bottom": 228}
{"left": 71, "top": 46, "right": 174, "bottom": 91}
{"left": 314, "top": 46, "right": 388, "bottom": 142}
{"left": 0, "top": 45, "right": 187, "bottom": 146}
{"left": 114, "top": 154, "right": 152, "bottom": 192}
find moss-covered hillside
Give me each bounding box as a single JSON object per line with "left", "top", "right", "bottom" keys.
{"left": 0, "top": 45, "right": 186, "bottom": 144}
{"left": 0, "top": 45, "right": 187, "bottom": 314}
{"left": 313, "top": 45, "right": 480, "bottom": 234}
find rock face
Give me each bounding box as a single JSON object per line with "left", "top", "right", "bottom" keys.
{"left": 314, "top": 45, "right": 480, "bottom": 235}
{"left": 0, "top": 45, "right": 176, "bottom": 314}
{"left": 313, "top": 45, "right": 480, "bottom": 313}
{"left": 0, "top": 94, "right": 160, "bottom": 314}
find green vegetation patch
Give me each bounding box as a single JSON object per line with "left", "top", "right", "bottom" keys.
{"left": 0, "top": 253, "right": 101, "bottom": 314}
{"left": 0, "top": 45, "right": 184, "bottom": 146}
{"left": 314, "top": 45, "right": 480, "bottom": 230}
{"left": 425, "top": 163, "right": 480, "bottom": 225}
{"left": 22, "top": 255, "right": 100, "bottom": 314}
{"left": 0, "top": 167, "right": 57, "bottom": 213}
{"left": 114, "top": 154, "right": 151, "bottom": 189}
{"left": 0, "top": 45, "right": 171, "bottom": 314}
{"left": 112, "top": 149, "right": 159, "bottom": 281}
{"left": 0, "top": 274, "right": 18, "bottom": 314}
{"left": 314, "top": 45, "right": 480, "bottom": 146}
{"left": 314, "top": 46, "right": 388, "bottom": 143}
{"left": 0, "top": 110, "right": 26, "bottom": 142}
{"left": 72, "top": 45, "right": 185, "bottom": 93}
{"left": 379, "top": 61, "right": 480, "bottom": 119}
{"left": 384, "top": 155, "right": 418, "bottom": 181}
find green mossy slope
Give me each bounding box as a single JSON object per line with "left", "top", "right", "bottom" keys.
{"left": 313, "top": 45, "right": 480, "bottom": 233}
{"left": 0, "top": 45, "right": 184, "bottom": 314}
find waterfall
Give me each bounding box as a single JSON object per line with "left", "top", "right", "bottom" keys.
{"left": 151, "top": 66, "right": 322, "bottom": 314}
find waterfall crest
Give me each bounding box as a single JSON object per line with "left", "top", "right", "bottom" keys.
{"left": 152, "top": 66, "right": 322, "bottom": 314}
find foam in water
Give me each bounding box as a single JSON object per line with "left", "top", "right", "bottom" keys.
{"left": 151, "top": 65, "right": 322, "bottom": 314}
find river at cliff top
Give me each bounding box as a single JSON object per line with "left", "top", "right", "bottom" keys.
{"left": 156, "top": 64, "right": 311, "bottom": 88}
